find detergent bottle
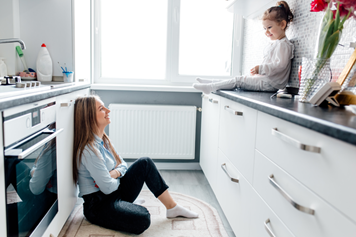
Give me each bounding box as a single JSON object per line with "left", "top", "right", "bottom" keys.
{"left": 36, "top": 43, "right": 53, "bottom": 81}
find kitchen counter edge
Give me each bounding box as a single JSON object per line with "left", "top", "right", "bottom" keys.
{"left": 0, "top": 83, "right": 91, "bottom": 111}
{"left": 214, "top": 90, "right": 356, "bottom": 146}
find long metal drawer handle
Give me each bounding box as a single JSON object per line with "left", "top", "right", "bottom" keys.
{"left": 208, "top": 98, "right": 218, "bottom": 104}
{"left": 224, "top": 106, "right": 243, "bottom": 116}
{"left": 264, "top": 219, "right": 276, "bottom": 237}
{"left": 18, "top": 128, "right": 64, "bottom": 159}
{"left": 269, "top": 174, "right": 315, "bottom": 215}
{"left": 271, "top": 128, "right": 321, "bottom": 153}
{"left": 221, "top": 163, "right": 239, "bottom": 183}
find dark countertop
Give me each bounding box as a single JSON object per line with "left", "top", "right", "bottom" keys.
{"left": 0, "top": 82, "right": 91, "bottom": 111}
{"left": 215, "top": 89, "right": 356, "bottom": 146}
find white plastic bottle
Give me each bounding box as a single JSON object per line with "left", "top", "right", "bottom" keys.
{"left": 0, "top": 58, "right": 8, "bottom": 78}
{"left": 36, "top": 43, "right": 53, "bottom": 82}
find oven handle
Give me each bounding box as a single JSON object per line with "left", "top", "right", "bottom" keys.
{"left": 18, "top": 128, "right": 64, "bottom": 159}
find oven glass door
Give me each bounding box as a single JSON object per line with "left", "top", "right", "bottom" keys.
{"left": 4, "top": 125, "right": 62, "bottom": 237}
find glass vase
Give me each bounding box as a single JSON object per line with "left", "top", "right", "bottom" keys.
{"left": 298, "top": 57, "right": 332, "bottom": 103}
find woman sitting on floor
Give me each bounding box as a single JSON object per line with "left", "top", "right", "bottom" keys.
{"left": 72, "top": 95, "right": 198, "bottom": 235}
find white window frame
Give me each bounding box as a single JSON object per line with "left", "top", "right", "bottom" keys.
{"left": 93, "top": 0, "right": 244, "bottom": 86}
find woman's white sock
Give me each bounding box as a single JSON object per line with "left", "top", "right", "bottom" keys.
{"left": 166, "top": 204, "right": 199, "bottom": 219}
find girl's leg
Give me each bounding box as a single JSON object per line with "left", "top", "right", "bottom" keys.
{"left": 196, "top": 77, "right": 221, "bottom": 83}
{"left": 193, "top": 76, "right": 277, "bottom": 94}
{"left": 237, "top": 75, "right": 278, "bottom": 92}
{"left": 193, "top": 77, "right": 238, "bottom": 94}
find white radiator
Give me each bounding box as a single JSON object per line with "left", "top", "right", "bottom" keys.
{"left": 108, "top": 104, "right": 197, "bottom": 159}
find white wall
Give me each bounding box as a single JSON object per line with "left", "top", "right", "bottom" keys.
{"left": 0, "top": 0, "right": 21, "bottom": 75}
{"left": 19, "top": 0, "right": 73, "bottom": 77}
{"left": 241, "top": 0, "right": 356, "bottom": 87}
{"left": 0, "top": 0, "right": 73, "bottom": 77}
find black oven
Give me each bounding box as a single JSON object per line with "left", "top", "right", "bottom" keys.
{"left": 3, "top": 100, "right": 62, "bottom": 237}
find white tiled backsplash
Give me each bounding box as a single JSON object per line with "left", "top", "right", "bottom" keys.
{"left": 241, "top": 0, "right": 356, "bottom": 88}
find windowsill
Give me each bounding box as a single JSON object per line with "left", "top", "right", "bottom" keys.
{"left": 90, "top": 83, "right": 200, "bottom": 93}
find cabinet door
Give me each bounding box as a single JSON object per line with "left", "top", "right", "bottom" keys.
{"left": 250, "top": 188, "right": 295, "bottom": 237}
{"left": 256, "top": 111, "right": 356, "bottom": 222}
{"left": 216, "top": 149, "right": 252, "bottom": 237}
{"left": 44, "top": 88, "right": 89, "bottom": 237}
{"left": 200, "top": 94, "right": 220, "bottom": 192}
{"left": 218, "top": 97, "right": 257, "bottom": 183}
{"left": 253, "top": 150, "right": 356, "bottom": 237}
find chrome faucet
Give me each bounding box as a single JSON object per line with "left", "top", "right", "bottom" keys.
{"left": 0, "top": 38, "right": 26, "bottom": 50}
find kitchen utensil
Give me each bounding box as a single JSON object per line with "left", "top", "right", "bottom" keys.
{"left": 16, "top": 46, "right": 29, "bottom": 73}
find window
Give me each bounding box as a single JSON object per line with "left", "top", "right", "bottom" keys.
{"left": 94, "top": 0, "right": 240, "bottom": 85}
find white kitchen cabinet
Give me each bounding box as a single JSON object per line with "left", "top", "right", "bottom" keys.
{"left": 216, "top": 149, "right": 252, "bottom": 237}
{"left": 199, "top": 93, "right": 356, "bottom": 237}
{"left": 253, "top": 150, "right": 356, "bottom": 237}
{"left": 43, "top": 88, "right": 89, "bottom": 237}
{"left": 218, "top": 97, "right": 257, "bottom": 184}
{"left": 199, "top": 94, "right": 221, "bottom": 192}
{"left": 249, "top": 188, "right": 294, "bottom": 237}
{"left": 256, "top": 111, "right": 356, "bottom": 223}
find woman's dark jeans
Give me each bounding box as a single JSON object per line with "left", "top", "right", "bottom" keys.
{"left": 82, "top": 157, "right": 168, "bottom": 235}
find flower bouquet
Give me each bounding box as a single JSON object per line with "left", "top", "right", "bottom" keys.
{"left": 299, "top": 0, "right": 356, "bottom": 102}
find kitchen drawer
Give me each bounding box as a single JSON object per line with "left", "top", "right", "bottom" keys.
{"left": 256, "top": 111, "right": 356, "bottom": 223}
{"left": 200, "top": 94, "right": 221, "bottom": 192}
{"left": 250, "top": 189, "right": 294, "bottom": 237}
{"left": 253, "top": 150, "right": 356, "bottom": 237}
{"left": 218, "top": 97, "right": 257, "bottom": 183}
{"left": 216, "top": 148, "right": 252, "bottom": 237}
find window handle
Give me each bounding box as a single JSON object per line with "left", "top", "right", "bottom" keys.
{"left": 264, "top": 219, "right": 276, "bottom": 237}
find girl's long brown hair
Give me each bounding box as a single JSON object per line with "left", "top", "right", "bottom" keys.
{"left": 72, "top": 95, "right": 121, "bottom": 183}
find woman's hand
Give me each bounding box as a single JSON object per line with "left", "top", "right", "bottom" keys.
{"left": 109, "top": 169, "right": 121, "bottom": 179}
{"left": 250, "top": 65, "right": 259, "bottom": 75}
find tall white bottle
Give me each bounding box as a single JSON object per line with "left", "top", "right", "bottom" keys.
{"left": 36, "top": 43, "right": 53, "bottom": 82}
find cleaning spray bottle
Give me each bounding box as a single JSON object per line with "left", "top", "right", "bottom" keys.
{"left": 36, "top": 43, "right": 53, "bottom": 82}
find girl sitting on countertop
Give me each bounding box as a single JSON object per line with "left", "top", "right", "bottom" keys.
{"left": 193, "top": 1, "right": 294, "bottom": 94}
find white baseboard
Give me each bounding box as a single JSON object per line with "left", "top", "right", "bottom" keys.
{"left": 126, "top": 162, "right": 201, "bottom": 170}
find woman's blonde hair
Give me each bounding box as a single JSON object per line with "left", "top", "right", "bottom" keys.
{"left": 72, "top": 95, "right": 121, "bottom": 183}
{"left": 262, "top": 1, "right": 294, "bottom": 31}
